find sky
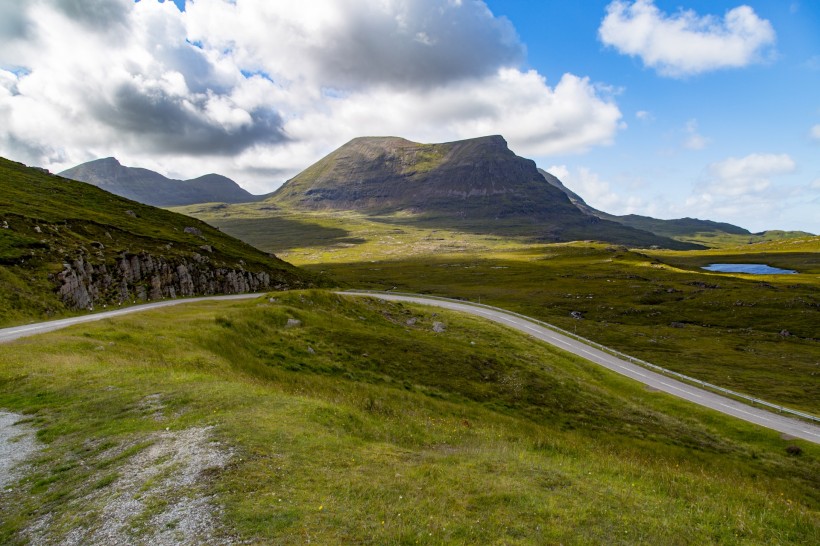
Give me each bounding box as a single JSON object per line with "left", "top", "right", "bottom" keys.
{"left": 0, "top": 0, "right": 818, "bottom": 233}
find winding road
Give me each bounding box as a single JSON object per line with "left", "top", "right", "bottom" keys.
{"left": 1, "top": 291, "right": 817, "bottom": 444}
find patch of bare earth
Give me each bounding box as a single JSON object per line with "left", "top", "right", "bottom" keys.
{"left": 0, "top": 411, "right": 42, "bottom": 491}
{"left": 25, "top": 425, "right": 236, "bottom": 545}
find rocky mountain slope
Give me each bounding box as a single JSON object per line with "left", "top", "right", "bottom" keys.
{"left": 538, "top": 169, "right": 813, "bottom": 245}
{"left": 60, "top": 157, "right": 261, "bottom": 207}
{"left": 269, "top": 135, "right": 699, "bottom": 249}
{"left": 0, "top": 157, "right": 317, "bottom": 326}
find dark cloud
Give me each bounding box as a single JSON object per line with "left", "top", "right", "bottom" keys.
{"left": 312, "top": 1, "right": 524, "bottom": 88}
{"left": 54, "top": 0, "right": 130, "bottom": 29}
{"left": 93, "top": 82, "right": 288, "bottom": 156}
{"left": 0, "top": 3, "right": 33, "bottom": 41}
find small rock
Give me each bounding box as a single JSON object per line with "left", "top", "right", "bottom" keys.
{"left": 570, "top": 311, "right": 583, "bottom": 320}
{"left": 184, "top": 226, "right": 203, "bottom": 237}
{"left": 268, "top": 297, "right": 277, "bottom": 303}
{"left": 34, "top": 226, "right": 42, "bottom": 233}
{"left": 286, "top": 318, "right": 302, "bottom": 328}
{"left": 779, "top": 329, "right": 791, "bottom": 337}
{"left": 406, "top": 317, "right": 417, "bottom": 326}
{"left": 432, "top": 321, "right": 446, "bottom": 333}
{"left": 307, "top": 346, "right": 315, "bottom": 354}
{"left": 2, "top": 220, "right": 8, "bottom": 229}
{"left": 90, "top": 241, "right": 105, "bottom": 249}
{"left": 200, "top": 245, "right": 213, "bottom": 253}
{"left": 125, "top": 210, "right": 137, "bottom": 218}
{"left": 669, "top": 322, "right": 686, "bottom": 329}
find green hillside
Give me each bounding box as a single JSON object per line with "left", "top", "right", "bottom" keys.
{"left": 1, "top": 292, "right": 817, "bottom": 543}
{"left": 0, "top": 157, "right": 318, "bottom": 327}
{"left": 267, "top": 135, "right": 700, "bottom": 250}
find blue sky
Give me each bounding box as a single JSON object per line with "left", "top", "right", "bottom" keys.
{"left": 483, "top": 0, "right": 820, "bottom": 232}
{"left": 1, "top": 1, "right": 818, "bottom": 232}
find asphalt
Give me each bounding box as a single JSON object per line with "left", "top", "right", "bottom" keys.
{"left": 0, "top": 293, "right": 263, "bottom": 344}
{"left": 340, "top": 291, "right": 820, "bottom": 444}
{"left": 1, "top": 290, "right": 817, "bottom": 443}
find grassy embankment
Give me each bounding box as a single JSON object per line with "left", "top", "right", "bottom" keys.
{"left": 0, "top": 157, "right": 314, "bottom": 327}
{"left": 177, "top": 204, "right": 820, "bottom": 415}
{"left": 1, "top": 291, "right": 818, "bottom": 544}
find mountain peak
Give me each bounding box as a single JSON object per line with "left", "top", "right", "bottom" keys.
{"left": 59, "top": 159, "right": 259, "bottom": 207}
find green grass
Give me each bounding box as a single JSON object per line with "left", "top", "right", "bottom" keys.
{"left": 0, "top": 157, "right": 318, "bottom": 327}
{"left": 177, "top": 205, "right": 820, "bottom": 414}
{"left": 1, "top": 292, "right": 818, "bottom": 544}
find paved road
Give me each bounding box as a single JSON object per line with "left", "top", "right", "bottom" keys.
{"left": 0, "top": 294, "right": 263, "bottom": 344}
{"left": 2, "top": 290, "right": 817, "bottom": 443}
{"left": 341, "top": 291, "right": 820, "bottom": 444}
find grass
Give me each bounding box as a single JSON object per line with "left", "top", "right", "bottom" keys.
{"left": 0, "top": 157, "right": 318, "bottom": 327}
{"left": 1, "top": 292, "right": 818, "bottom": 544}
{"left": 177, "top": 205, "right": 820, "bottom": 415}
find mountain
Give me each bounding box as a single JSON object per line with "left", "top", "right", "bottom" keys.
{"left": 59, "top": 157, "right": 261, "bottom": 207}
{"left": 539, "top": 168, "right": 813, "bottom": 246}
{"left": 269, "top": 135, "right": 700, "bottom": 249}
{"left": 0, "top": 157, "right": 318, "bottom": 326}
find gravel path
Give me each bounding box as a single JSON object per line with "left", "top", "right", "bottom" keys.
{"left": 0, "top": 411, "right": 41, "bottom": 491}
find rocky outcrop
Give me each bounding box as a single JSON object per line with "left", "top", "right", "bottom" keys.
{"left": 54, "top": 251, "right": 289, "bottom": 309}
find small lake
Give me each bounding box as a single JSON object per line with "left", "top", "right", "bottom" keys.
{"left": 702, "top": 263, "right": 797, "bottom": 275}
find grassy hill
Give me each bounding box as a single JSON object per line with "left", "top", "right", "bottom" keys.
{"left": 0, "top": 157, "right": 318, "bottom": 327}
{"left": 175, "top": 203, "right": 820, "bottom": 414}
{"left": 267, "top": 135, "right": 699, "bottom": 250}
{"left": 1, "top": 292, "right": 817, "bottom": 543}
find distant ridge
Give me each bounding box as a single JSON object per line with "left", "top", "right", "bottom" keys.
{"left": 60, "top": 157, "right": 261, "bottom": 207}
{"left": 538, "top": 169, "right": 813, "bottom": 245}
{"left": 268, "top": 135, "right": 701, "bottom": 250}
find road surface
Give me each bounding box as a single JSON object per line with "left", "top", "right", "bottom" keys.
{"left": 340, "top": 291, "right": 820, "bottom": 444}
{"left": 1, "top": 290, "right": 817, "bottom": 443}
{"left": 0, "top": 294, "right": 263, "bottom": 344}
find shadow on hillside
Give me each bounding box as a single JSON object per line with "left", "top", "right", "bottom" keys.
{"left": 365, "top": 212, "right": 703, "bottom": 251}
{"left": 212, "top": 216, "right": 367, "bottom": 253}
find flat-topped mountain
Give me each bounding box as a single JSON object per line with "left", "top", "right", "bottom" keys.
{"left": 60, "top": 157, "right": 260, "bottom": 207}
{"left": 269, "top": 135, "right": 700, "bottom": 249}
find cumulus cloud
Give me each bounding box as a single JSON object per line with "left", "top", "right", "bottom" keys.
{"left": 811, "top": 124, "right": 820, "bottom": 140}
{"left": 683, "top": 119, "right": 709, "bottom": 150}
{"left": 598, "top": 0, "right": 776, "bottom": 77}
{"left": 706, "top": 153, "right": 795, "bottom": 196}
{"left": 546, "top": 164, "right": 646, "bottom": 214}
{"left": 0, "top": 0, "right": 622, "bottom": 190}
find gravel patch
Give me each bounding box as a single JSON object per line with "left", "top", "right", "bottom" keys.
{"left": 0, "top": 411, "right": 41, "bottom": 491}
{"left": 25, "top": 426, "right": 236, "bottom": 546}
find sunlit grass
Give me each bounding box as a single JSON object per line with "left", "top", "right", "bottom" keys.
{"left": 1, "top": 293, "right": 817, "bottom": 543}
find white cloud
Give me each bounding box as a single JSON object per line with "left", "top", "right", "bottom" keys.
{"left": 635, "top": 110, "right": 653, "bottom": 121}
{"left": 598, "top": 0, "right": 776, "bottom": 77}
{"left": 0, "top": 0, "right": 623, "bottom": 191}
{"left": 546, "top": 164, "right": 646, "bottom": 214}
{"left": 811, "top": 124, "right": 820, "bottom": 140}
{"left": 683, "top": 119, "right": 709, "bottom": 150}
{"left": 707, "top": 153, "right": 796, "bottom": 196}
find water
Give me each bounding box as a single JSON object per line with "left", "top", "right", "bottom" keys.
{"left": 702, "top": 263, "right": 796, "bottom": 275}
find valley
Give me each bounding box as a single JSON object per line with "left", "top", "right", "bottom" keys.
{"left": 178, "top": 202, "right": 820, "bottom": 415}
{"left": 2, "top": 139, "right": 818, "bottom": 543}
{"left": 1, "top": 292, "right": 818, "bottom": 544}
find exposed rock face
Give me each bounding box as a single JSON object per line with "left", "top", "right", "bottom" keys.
{"left": 268, "top": 135, "right": 701, "bottom": 249}
{"left": 270, "top": 135, "right": 571, "bottom": 217}
{"left": 55, "top": 251, "right": 286, "bottom": 309}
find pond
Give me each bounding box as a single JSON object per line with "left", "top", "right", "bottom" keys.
{"left": 702, "top": 263, "right": 796, "bottom": 275}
